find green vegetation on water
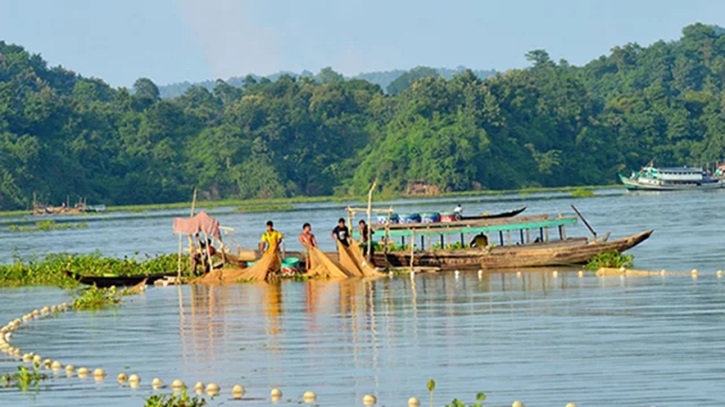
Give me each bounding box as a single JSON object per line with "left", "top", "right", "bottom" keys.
{"left": 1, "top": 24, "right": 724, "bottom": 211}
{"left": 236, "top": 203, "right": 294, "bottom": 212}
{"left": 144, "top": 389, "right": 207, "bottom": 407}
{"left": 570, "top": 188, "right": 595, "bottom": 198}
{"left": 585, "top": 250, "right": 634, "bottom": 270}
{"left": 72, "top": 286, "right": 122, "bottom": 311}
{"left": 0, "top": 252, "right": 181, "bottom": 287}
{"left": 8, "top": 220, "right": 88, "bottom": 232}
{"left": 0, "top": 366, "right": 48, "bottom": 392}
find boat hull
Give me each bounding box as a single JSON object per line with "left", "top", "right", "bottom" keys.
{"left": 461, "top": 206, "right": 526, "bottom": 220}
{"left": 619, "top": 174, "right": 723, "bottom": 191}
{"left": 373, "top": 230, "right": 653, "bottom": 271}
{"left": 64, "top": 270, "right": 175, "bottom": 287}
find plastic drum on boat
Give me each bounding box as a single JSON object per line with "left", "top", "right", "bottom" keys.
{"left": 399, "top": 213, "right": 421, "bottom": 224}
{"left": 421, "top": 212, "right": 440, "bottom": 223}
{"left": 281, "top": 257, "right": 300, "bottom": 276}
{"left": 440, "top": 212, "right": 458, "bottom": 222}
{"left": 282, "top": 257, "right": 300, "bottom": 268}
{"left": 377, "top": 213, "right": 400, "bottom": 224}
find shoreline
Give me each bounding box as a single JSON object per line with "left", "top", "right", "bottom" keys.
{"left": 0, "top": 184, "right": 621, "bottom": 217}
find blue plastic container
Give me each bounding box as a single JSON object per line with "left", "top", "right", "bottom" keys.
{"left": 421, "top": 212, "right": 441, "bottom": 223}
{"left": 377, "top": 213, "right": 400, "bottom": 224}
{"left": 398, "top": 213, "right": 421, "bottom": 224}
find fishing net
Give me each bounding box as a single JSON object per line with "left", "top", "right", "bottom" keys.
{"left": 191, "top": 245, "right": 281, "bottom": 284}
{"left": 307, "top": 246, "right": 352, "bottom": 279}
{"left": 336, "top": 241, "right": 364, "bottom": 278}
{"left": 347, "top": 240, "right": 384, "bottom": 278}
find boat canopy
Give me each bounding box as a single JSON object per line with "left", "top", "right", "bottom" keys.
{"left": 352, "top": 215, "right": 578, "bottom": 238}
{"left": 172, "top": 210, "right": 220, "bottom": 238}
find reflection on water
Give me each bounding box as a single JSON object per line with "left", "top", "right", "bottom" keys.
{"left": 3, "top": 187, "right": 725, "bottom": 273}
{"left": 3, "top": 271, "right": 725, "bottom": 406}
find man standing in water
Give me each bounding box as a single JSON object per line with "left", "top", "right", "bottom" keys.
{"left": 359, "top": 219, "right": 374, "bottom": 259}
{"left": 260, "top": 220, "right": 283, "bottom": 253}
{"left": 331, "top": 218, "right": 350, "bottom": 247}
{"left": 298, "top": 223, "right": 317, "bottom": 271}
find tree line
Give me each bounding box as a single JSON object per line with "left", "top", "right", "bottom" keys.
{"left": 1, "top": 23, "right": 725, "bottom": 210}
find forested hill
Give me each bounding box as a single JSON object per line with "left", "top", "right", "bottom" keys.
{"left": 1, "top": 23, "right": 725, "bottom": 210}
{"left": 157, "top": 67, "right": 497, "bottom": 98}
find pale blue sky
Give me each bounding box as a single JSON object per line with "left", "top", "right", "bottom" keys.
{"left": 1, "top": 0, "right": 723, "bottom": 87}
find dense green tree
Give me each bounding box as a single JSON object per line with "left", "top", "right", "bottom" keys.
{"left": 386, "top": 66, "right": 440, "bottom": 95}
{"left": 1, "top": 24, "right": 725, "bottom": 210}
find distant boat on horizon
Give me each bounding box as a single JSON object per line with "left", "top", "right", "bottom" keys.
{"left": 619, "top": 162, "right": 723, "bottom": 191}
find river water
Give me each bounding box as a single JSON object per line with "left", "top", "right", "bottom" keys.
{"left": 1, "top": 189, "right": 725, "bottom": 406}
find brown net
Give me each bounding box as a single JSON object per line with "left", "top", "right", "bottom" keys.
{"left": 191, "top": 246, "right": 281, "bottom": 284}
{"left": 307, "top": 246, "right": 352, "bottom": 279}
{"left": 347, "top": 240, "right": 384, "bottom": 278}
{"left": 336, "top": 241, "right": 364, "bottom": 278}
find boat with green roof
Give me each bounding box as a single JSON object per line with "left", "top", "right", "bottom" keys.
{"left": 354, "top": 213, "right": 652, "bottom": 271}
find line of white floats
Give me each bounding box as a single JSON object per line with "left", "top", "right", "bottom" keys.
{"left": 398, "top": 268, "right": 725, "bottom": 279}
{"left": 2, "top": 301, "right": 585, "bottom": 406}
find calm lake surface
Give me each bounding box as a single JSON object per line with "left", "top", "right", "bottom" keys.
{"left": 1, "top": 189, "right": 725, "bottom": 406}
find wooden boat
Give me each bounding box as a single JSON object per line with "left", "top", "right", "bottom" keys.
{"left": 620, "top": 162, "right": 723, "bottom": 190}
{"left": 364, "top": 213, "right": 652, "bottom": 271}
{"left": 375, "top": 230, "right": 651, "bottom": 270}
{"left": 63, "top": 270, "right": 175, "bottom": 288}
{"left": 461, "top": 206, "right": 526, "bottom": 220}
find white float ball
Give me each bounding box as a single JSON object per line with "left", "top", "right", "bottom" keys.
{"left": 512, "top": 401, "right": 526, "bottom": 407}
{"left": 117, "top": 373, "right": 128, "bottom": 383}
{"left": 363, "top": 394, "right": 377, "bottom": 405}
{"left": 232, "top": 384, "right": 245, "bottom": 399}
{"left": 303, "top": 390, "right": 316, "bottom": 402}
{"left": 408, "top": 396, "right": 421, "bottom": 407}
{"left": 171, "top": 379, "right": 185, "bottom": 389}
{"left": 206, "top": 382, "right": 220, "bottom": 396}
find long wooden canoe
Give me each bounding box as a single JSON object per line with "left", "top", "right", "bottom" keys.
{"left": 373, "top": 229, "right": 653, "bottom": 271}
{"left": 63, "top": 270, "right": 175, "bottom": 288}
{"left": 461, "top": 206, "right": 526, "bottom": 220}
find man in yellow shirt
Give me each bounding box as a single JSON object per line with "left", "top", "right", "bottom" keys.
{"left": 260, "top": 220, "right": 283, "bottom": 253}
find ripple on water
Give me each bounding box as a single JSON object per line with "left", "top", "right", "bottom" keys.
{"left": 2, "top": 272, "right": 725, "bottom": 406}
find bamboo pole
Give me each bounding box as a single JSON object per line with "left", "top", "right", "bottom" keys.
{"left": 177, "top": 234, "right": 182, "bottom": 279}
{"left": 384, "top": 206, "right": 392, "bottom": 270}
{"left": 186, "top": 188, "right": 198, "bottom": 275}
{"left": 366, "top": 178, "right": 378, "bottom": 262}
{"left": 409, "top": 229, "right": 415, "bottom": 270}
{"left": 200, "top": 232, "right": 213, "bottom": 274}
{"left": 190, "top": 188, "right": 198, "bottom": 217}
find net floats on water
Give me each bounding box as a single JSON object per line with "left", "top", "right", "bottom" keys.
{"left": 363, "top": 394, "right": 377, "bottom": 405}
{"left": 152, "top": 378, "right": 164, "bottom": 389}
{"left": 206, "top": 382, "right": 220, "bottom": 396}
{"left": 302, "top": 390, "right": 316, "bottom": 402}
{"left": 232, "top": 384, "right": 245, "bottom": 399}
